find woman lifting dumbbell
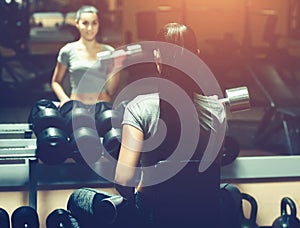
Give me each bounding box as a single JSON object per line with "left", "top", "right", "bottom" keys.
{"left": 114, "top": 23, "right": 227, "bottom": 227}
{"left": 51, "top": 5, "right": 120, "bottom": 107}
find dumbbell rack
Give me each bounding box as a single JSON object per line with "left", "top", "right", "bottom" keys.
{"left": 0, "top": 123, "right": 37, "bottom": 209}
{"left": 0, "top": 123, "right": 116, "bottom": 210}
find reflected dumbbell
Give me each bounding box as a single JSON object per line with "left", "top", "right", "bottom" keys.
{"left": 69, "top": 127, "right": 103, "bottom": 164}
{"left": 60, "top": 100, "right": 95, "bottom": 135}
{"left": 28, "top": 99, "right": 64, "bottom": 135}
{"left": 220, "top": 86, "right": 250, "bottom": 112}
{"left": 113, "top": 100, "right": 129, "bottom": 120}
{"left": 94, "top": 101, "right": 113, "bottom": 116}
{"left": 46, "top": 209, "right": 80, "bottom": 228}
{"left": 103, "top": 128, "right": 122, "bottom": 160}
{"left": 94, "top": 103, "right": 123, "bottom": 160}
{"left": 95, "top": 109, "right": 122, "bottom": 137}
{"left": 29, "top": 99, "right": 69, "bottom": 165}
{"left": 11, "top": 206, "right": 39, "bottom": 228}
{"left": 36, "top": 127, "right": 69, "bottom": 165}
{"left": 0, "top": 208, "right": 10, "bottom": 228}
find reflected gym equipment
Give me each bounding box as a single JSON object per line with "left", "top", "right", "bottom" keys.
{"left": 69, "top": 127, "right": 103, "bottom": 164}
{"left": 28, "top": 99, "right": 64, "bottom": 135}
{"left": 36, "top": 127, "right": 69, "bottom": 165}
{"left": 246, "top": 63, "right": 300, "bottom": 155}
{"left": 60, "top": 100, "right": 95, "bottom": 136}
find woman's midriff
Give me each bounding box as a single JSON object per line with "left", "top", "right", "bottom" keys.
{"left": 70, "top": 92, "right": 111, "bottom": 104}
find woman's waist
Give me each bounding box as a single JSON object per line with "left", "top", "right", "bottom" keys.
{"left": 70, "top": 92, "right": 111, "bottom": 104}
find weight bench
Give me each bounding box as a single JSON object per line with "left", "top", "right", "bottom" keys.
{"left": 246, "top": 63, "right": 300, "bottom": 154}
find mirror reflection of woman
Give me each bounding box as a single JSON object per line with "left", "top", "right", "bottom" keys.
{"left": 51, "top": 5, "right": 120, "bottom": 107}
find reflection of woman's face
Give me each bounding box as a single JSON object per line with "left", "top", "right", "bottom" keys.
{"left": 76, "top": 12, "right": 99, "bottom": 41}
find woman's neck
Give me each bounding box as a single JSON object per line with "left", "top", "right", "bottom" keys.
{"left": 79, "top": 38, "right": 98, "bottom": 50}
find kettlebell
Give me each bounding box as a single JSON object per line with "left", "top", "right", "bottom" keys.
{"left": 240, "top": 193, "right": 259, "bottom": 228}
{"left": 272, "top": 197, "right": 300, "bottom": 228}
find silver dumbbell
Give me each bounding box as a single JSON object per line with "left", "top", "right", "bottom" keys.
{"left": 220, "top": 86, "right": 250, "bottom": 112}
{"left": 97, "top": 44, "right": 142, "bottom": 60}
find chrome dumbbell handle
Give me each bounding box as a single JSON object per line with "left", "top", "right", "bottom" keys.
{"left": 219, "top": 86, "right": 250, "bottom": 112}
{"left": 97, "top": 44, "right": 142, "bottom": 60}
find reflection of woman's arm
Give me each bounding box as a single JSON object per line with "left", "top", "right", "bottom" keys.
{"left": 115, "top": 124, "right": 144, "bottom": 201}
{"left": 105, "top": 71, "right": 120, "bottom": 99}
{"left": 51, "top": 62, "right": 70, "bottom": 107}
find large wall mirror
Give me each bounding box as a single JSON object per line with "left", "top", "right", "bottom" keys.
{"left": 1, "top": 0, "right": 299, "bottom": 162}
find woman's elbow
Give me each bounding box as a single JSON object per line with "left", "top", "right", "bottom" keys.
{"left": 114, "top": 165, "right": 138, "bottom": 187}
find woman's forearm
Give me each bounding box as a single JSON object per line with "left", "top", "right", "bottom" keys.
{"left": 51, "top": 81, "right": 70, "bottom": 103}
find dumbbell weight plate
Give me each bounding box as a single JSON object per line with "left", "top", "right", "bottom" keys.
{"left": 32, "top": 108, "right": 64, "bottom": 135}
{"left": 59, "top": 100, "right": 86, "bottom": 117}
{"left": 46, "top": 209, "right": 72, "bottom": 228}
{"left": 11, "top": 206, "right": 39, "bottom": 228}
{"left": 0, "top": 207, "right": 9, "bottom": 228}
{"left": 36, "top": 127, "right": 69, "bottom": 165}
{"left": 28, "top": 99, "right": 58, "bottom": 123}
{"left": 95, "top": 101, "right": 113, "bottom": 114}
{"left": 96, "top": 109, "right": 122, "bottom": 137}
{"left": 113, "top": 100, "right": 129, "bottom": 119}
{"left": 65, "top": 107, "right": 96, "bottom": 135}
{"left": 103, "top": 128, "right": 122, "bottom": 159}
{"left": 69, "top": 127, "right": 103, "bottom": 164}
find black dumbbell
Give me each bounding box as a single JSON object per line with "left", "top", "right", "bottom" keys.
{"left": 95, "top": 109, "right": 122, "bottom": 137}
{"left": 11, "top": 206, "right": 39, "bottom": 228}
{"left": 36, "top": 127, "right": 69, "bottom": 165}
{"left": 46, "top": 208, "right": 80, "bottom": 228}
{"left": 94, "top": 101, "right": 113, "bottom": 115}
{"left": 67, "top": 188, "right": 113, "bottom": 226}
{"left": 28, "top": 99, "right": 64, "bottom": 135}
{"left": 0, "top": 207, "right": 10, "bottom": 228}
{"left": 272, "top": 197, "right": 300, "bottom": 228}
{"left": 94, "top": 195, "right": 129, "bottom": 225}
{"left": 69, "top": 127, "right": 103, "bottom": 164}
{"left": 221, "top": 136, "right": 240, "bottom": 166}
{"left": 113, "top": 100, "right": 129, "bottom": 119}
{"left": 103, "top": 128, "right": 122, "bottom": 160}
{"left": 60, "top": 100, "right": 95, "bottom": 135}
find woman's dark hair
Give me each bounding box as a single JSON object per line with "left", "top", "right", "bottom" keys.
{"left": 156, "top": 22, "right": 202, "bottom": 99}
{"left": 75, "top": 5, "right": 99, "bottom": 22}
{"left": 156, "top": 22, "right": 198, "bottom": 55}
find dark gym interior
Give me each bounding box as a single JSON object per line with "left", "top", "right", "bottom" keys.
{"left": 1, "top": 0, "right": 300, "bottom": 227}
